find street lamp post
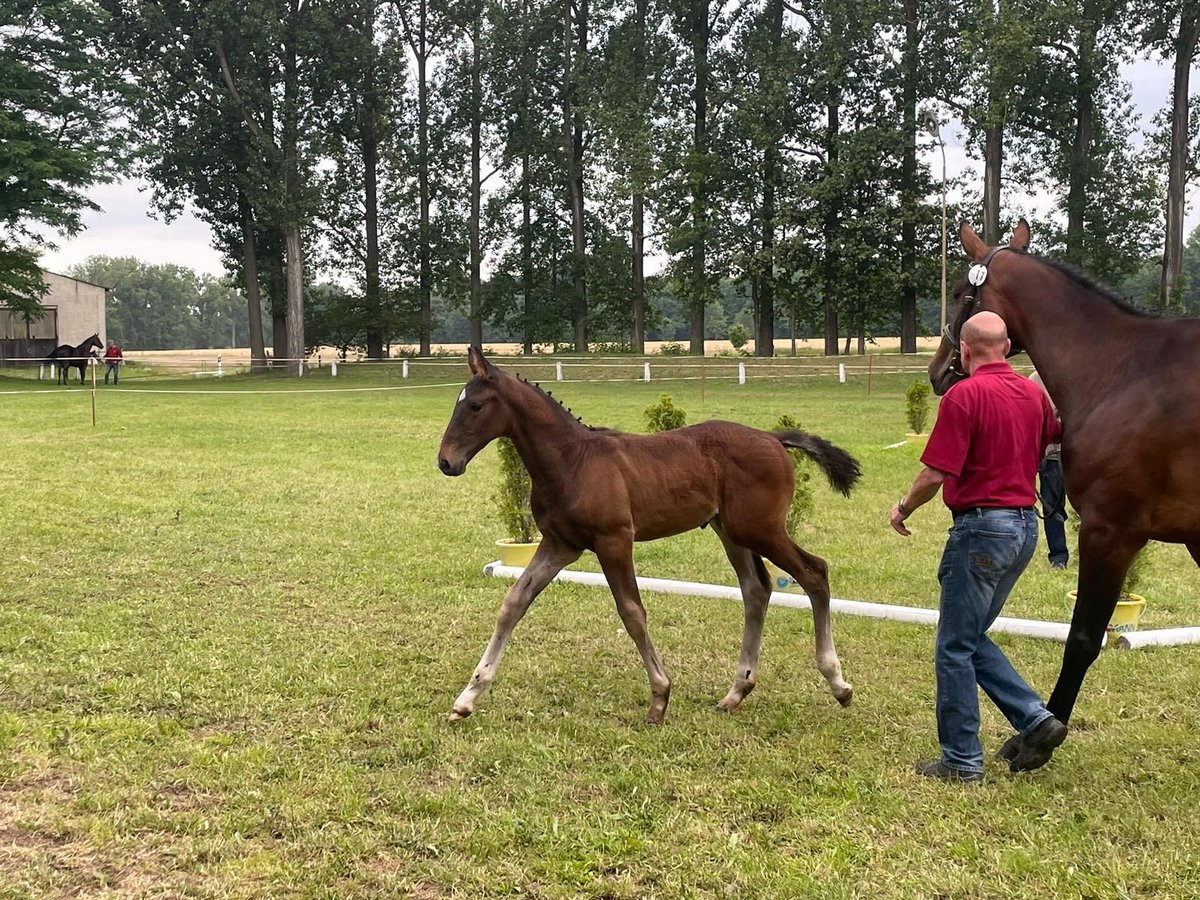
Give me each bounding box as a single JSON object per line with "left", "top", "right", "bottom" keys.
{"left": 922, "top": 110, "right": 948, "bottom": 336}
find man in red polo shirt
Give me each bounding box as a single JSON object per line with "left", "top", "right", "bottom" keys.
{"left": 889, "top": 311, "right": 1063, "bottom": 783}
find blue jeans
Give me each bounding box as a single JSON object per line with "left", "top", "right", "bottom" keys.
{"left": 935, "top": 508, "right": 1051, "bottom": 774}
{"left": 105, "top": 363, "right": 119, "bottom": 384}
{"left": 1038, "top": 458, "right": 1068, "bottom": 565}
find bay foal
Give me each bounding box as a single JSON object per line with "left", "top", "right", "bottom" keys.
{"left": 437, "top": 348, "right": 861, "bottom": 724}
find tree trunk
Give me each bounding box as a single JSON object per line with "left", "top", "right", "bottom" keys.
{"left": 689, "top": 0, "right": 709, "bottom": 355}
{"left": 361, "top": 29, "right": 384, "bottom": 360}
{"left": 898, "top": 0, "right": 918, "bottom": 353}
{"left": 756, "top": 0, "right": 783, "bottom": 358}
{"left": 823, "top": 97, "right": 840, "bottom": 356}
{"left": 285, "top": 226, "right": 305, "bottom": 374}
{"left": 238, "top": 191, "right": 268, "bottom": 371}
{"left": 416, "top": 0, "right": 433, "bottom": 357}
{"left": 1159, "top": 10, "right": 1199, "bottom": 311}
{"left": 632, "top": 192, "right": 645, "bottom": 351}
{"left": 469, "top": 11, "right": 484, "bottom": 347}
{"left": 563, "top": 0, "right": 588, "bottom": 352}
{"left": 283, "top": 0, "right": 305, "bottom": 375}
{"left": 630, "top": 0, "right": 647, "bottom": 353}
{"left": 521, "top": 151, "right": 534, "bottom": 356}
{"left": 1065, "top": 17, "right": 1096, "bottom": 267}
{"left": 982, "top": 122, "right": 1002, "bottom": 245}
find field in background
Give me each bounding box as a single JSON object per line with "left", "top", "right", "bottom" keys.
{"left": 2, "top": 366, "right": 1199, "bottom": 896}
{"left": 118, "top": 336, "right": 947, "bottom": 365}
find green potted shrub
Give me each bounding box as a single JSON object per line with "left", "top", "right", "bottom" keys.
{"left": 764, "top": 414, "right": 814, "bottom": 594}
{"left": 644, "top": 394, "right": 686, "bottom": 432}
{"left": 493, "top": 437, "right": 539, "bottom": 567}
{"left": 905, "top": 380, "right": 931, "bottom": 442}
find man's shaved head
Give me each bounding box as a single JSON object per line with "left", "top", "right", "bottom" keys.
{"left": 961, "top": 311, "right": 1010, "bottom": 365}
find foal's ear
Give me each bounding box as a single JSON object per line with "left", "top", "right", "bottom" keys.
{"left": 1008, "top": 218, "right": 1031, "bottom": 251}
{"left": 958, "top": 221, "right": 988, "bottom": 262}
{"left": 467, "top": 346, "right": 497, "bottom": 381}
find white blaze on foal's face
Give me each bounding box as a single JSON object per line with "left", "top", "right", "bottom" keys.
{"left": 458, "top": 388, "right": 467, "bottom": 403}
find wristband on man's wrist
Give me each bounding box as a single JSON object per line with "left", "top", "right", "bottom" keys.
{"left": 898, "top": 497, "right": 910, "bottom": 517}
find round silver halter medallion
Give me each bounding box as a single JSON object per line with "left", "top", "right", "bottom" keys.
{"left": 967, "top": 264, "right": 989, "bottom": 286}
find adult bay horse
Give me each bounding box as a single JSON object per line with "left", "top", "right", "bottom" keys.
{"left": 47, "top": 333, "right": 102, "bottom": 385}
{"left": 930, "top": 219, "right": 1200, "bottom": 770}
{"left": 437, "top": 348, "right": 862, "bottom": 724}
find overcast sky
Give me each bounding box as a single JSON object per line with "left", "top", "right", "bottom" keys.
{"left": 39, "top": 56, "right": 1200, "bottom": 282}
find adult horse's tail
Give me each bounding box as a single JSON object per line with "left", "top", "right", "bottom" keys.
{"left": 776, "top": 431, "right": 861, "bottom": 497}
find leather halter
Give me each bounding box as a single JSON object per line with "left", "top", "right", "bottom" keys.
{"left": 942, "top": 245, "right": 1024, "bottom": 376}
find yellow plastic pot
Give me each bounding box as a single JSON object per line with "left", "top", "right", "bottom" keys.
{"left": 496, "top": 539, "right": 539, "bottom": 568}
{"left": 1066, "top": 590, "right": 1147, "bottom": 647}
{"left": 764, "top": 561, "right": 804, "bottom": 595}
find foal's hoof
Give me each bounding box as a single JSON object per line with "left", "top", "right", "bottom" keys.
{"left": 448, "top": 706, "right": 472, "bottom": 722}
{"left": 835, "top": 685, "right": 853, "bottom": 707}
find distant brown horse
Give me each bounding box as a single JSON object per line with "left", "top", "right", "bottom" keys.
{"left": 437, "top": 348, "right": 861, "bottom": 724}
{"left": 930, "top": 219, "right": 1200, "bottom": 770}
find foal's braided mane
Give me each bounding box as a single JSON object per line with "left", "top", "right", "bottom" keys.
{"left": 1033, "top": 255, "right": 1159, "bottom": 318}
{"left": 515, "top": 373, "right": 609, "bottom": 431}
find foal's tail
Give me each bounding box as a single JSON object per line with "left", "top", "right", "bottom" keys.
{"left": 775, "top": 430, "right": 861, "bottom": 497}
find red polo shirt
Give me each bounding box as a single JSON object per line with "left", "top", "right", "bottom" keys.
{"left": 921, "top": 362, "right": 1061, "bottom": 513}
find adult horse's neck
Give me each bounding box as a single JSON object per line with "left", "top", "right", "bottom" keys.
{"left": 992, "top": 255, "right": 1145, "bottom": 423}
{"left": 500, "top": 376, "right": 587, "bottom": 482}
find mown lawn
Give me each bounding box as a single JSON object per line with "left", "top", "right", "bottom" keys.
{"left": 2, "top": 358, "right": 1199, "bottom": 898}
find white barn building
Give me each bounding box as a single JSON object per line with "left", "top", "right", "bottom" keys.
{"left": 0, "top": 271, "right": 108, "bottom": 364}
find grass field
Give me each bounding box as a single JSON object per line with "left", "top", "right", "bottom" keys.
{"left": 2, "top": 358, "right": 1200, "bottom": 898}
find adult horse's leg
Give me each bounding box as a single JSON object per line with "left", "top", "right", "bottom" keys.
{"left": 710, "top": 518, "right": 771, "bottom": 711}
{"left": 999, "top": 526, "right": 1142, "bottom": 768}
{"left": 759, "top": 536, "right": 852, "bottom": 706}
{"left": 1047, "top": 528, "right": 1143, "bottom": 724}
{"left": 449, "top": 537, "right": 581, "bottom": 721}
{"left": 594, "top": 533, "right": 671, "bottom": 724}
{"left": 1187, "top": 543, "right": 1200, "bottom": 568}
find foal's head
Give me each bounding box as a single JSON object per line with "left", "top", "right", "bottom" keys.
{"left": 437, "top": 347, "right": 513, "bottom": 477}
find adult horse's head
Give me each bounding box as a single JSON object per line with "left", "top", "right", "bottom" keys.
{"left": 928, "top": 219, "right": 1031, "bottom": 395}
{"left": 437, "top": 347, "right": 510, "bottom": 477}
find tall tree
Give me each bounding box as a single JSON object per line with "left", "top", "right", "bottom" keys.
{"left": 1135, "top": 1, "right": 1200, "bottom": 309}
{"left": 0, "top": 0, "right": 123, "bottom": 315}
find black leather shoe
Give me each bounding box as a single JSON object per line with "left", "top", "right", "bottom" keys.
{"left": 1008, "top": 716, "right": 1068, "bottom": 773}
{"left": 915, "top": 759, "right": 983, "bottom": 783}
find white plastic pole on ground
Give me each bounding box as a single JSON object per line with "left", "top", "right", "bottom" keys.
{"left": 483, "top": 564, "right": 1073, "bottom": 643}
{"left": 38, "top": 364, "right": 44, "bottom": 380}
{"left": 50, "top": 363, "right": 56, "bottom": 380}
{"left": 1116, "top": 627, "right": 1200, "bottom": 650}
{"left": 402, "top": 359, "right": 409, "bottom": 378}
{"left": 556, "top": 362, "right": 563, "bottom": 381}
{"left": 838, "top": 363, "right": 846, "bottom": 384}
{"left": 331, "top": 361, "right": 338, "bottom": 377}
{"left": 298, "top": 360, "right": 305, "bottom": 377}
{"left": 217, "top": 355, "right": 223, "bottom": 377}
{"left": 644, "top": 362, "right": 651, "bottom": 382}
{"left": 738, "top": 362, "right": 746, "bottom": 385}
